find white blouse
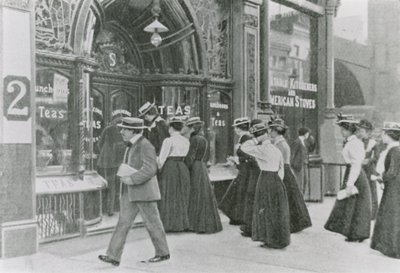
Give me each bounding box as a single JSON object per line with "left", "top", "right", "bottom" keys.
{"left": 241, "top": 138, "right": 284, "bottom": 179}
{"left": 342, "top": 135, "right": 365, "bottom": 187}
{"left": 157, "top": 131, "right": 190, "bottom": 169}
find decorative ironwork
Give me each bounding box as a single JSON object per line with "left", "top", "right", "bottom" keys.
{"left": 246, "top": 32, "right": 256, "bottom": 117}
{"left": 36, "top": 193, "right": 80, "bottom": 240}
{"left": 35, "top": 0, "right": 79, "bottom": 53}
{"left": 93, "top": 30, "right": 140, "bottom": 75}
{"left": 190, "top": 0, "right": 230, "bottom": 79}
{"left": 244, "top": 13, "right": 258, "bottom": 28}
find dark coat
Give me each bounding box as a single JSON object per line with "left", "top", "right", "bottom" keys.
{"left": 144, "top": 117, "right": 170, "bottom": 156}
{"left": 121, "top": 136, "right": 161, "bottom": 202}
{"left": 290, "top": 138, "right": 308, "bottom": 173}
{"left": 97, "top": 124, "right": 125, "bottom": 168}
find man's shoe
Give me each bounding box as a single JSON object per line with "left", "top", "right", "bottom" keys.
{"left": 98, "top": 255, "right": 120, "bottom": 266}
{"left": 240, "top": 231, "right": 251, "bottom": 237}
{"left": 144, "top": 254, "right": 170, "bottom": 263}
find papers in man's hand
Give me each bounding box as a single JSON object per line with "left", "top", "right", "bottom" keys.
{"left": 117, "top": 163, "right": 137, "bottom": 177}
{"left": 337, "top": 186, "right": 359, "bottom": 200}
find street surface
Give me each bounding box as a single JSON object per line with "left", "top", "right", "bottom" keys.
{"left": 1, "top": 197, "right": 399, "bottom": 273}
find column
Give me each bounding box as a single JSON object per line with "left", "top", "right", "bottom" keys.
{"left": 260, "top": 0, "right": 269, "bottom": 102}
{"left": 0, "top": 0, "right": 38, "bottom": 258}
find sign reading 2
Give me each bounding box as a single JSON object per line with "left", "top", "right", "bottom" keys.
{"left": 3, "top": 75, "right": 31, "bottom": 121}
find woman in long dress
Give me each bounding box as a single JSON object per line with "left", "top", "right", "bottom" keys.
{"left": 241, "top": 122, "right": 290, "bottom": 249}
{"left": 158, "top": 116, "right": 191, "bottom": 232}
{"left": 240, "top": 119, "right": 262, "bottom": 237}
{"left": 269, "top": 119, "right": 312, "bottom": 233}
{"left": 219, "top": 117, "right": 253, "bottom": 225}
{"left": 324, "top": 114, "right": 371, "bottom": 242}
{"left": 371, "top": 122, "right": 400, "bottom": 258}
{"left": 184, "top": 117, "right": 222, "bottom": 234}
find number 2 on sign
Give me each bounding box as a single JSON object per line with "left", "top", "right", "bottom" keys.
{"left": 7, "top": 80, "right": 28, "bottom": 116}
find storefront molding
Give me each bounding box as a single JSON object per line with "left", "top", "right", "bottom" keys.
{"left": 272, "top": 0, "right": 325, "bottom": 17}
{"left": 1, "top": 0, "right": 31, "bottom": 11}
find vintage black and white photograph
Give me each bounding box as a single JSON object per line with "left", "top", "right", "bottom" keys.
{"left": 0, "top": 0, "right": 400, "bottom": 272}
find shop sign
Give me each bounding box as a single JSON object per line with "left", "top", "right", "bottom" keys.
{"left": 157, "top": 105, "right": 191, "bottom": 116}
{"left": 3, "top": 75, "right": 31, "bottom": 122}
{"left": 271, "top": 77, "right": 317, "bottom": 109}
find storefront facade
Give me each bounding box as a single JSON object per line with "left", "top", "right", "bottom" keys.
{"left": 0, "top": 0, "right": 337, "bottom": 256}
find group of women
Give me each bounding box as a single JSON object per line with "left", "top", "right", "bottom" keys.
{"left": 157, "top": 116, "right": 222, "bottom": 234}
{"left": 325, "top": 114, "right": 400, "bottom": 259}
{"left": 220, "top": 117, "right": 312, "bottom": 249}
{"left": 156, "top": 112, "right": 400, "bottom": 259}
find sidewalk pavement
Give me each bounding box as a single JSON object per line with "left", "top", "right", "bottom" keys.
{"left": 1, "top": 197, "right": 400, "bottom": 273}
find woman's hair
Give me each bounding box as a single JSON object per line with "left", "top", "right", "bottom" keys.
{"left": 298, "top": 127, "right": 310, "bottom": 136}
{"left": 236, "top": 123, "right": 250, "bottom": 131}
{"left": 339, "top": 123, "right": 358, "bottom": 134}
{"left": 251, "top": 119, "right": 263, "bottom": 127}
{"left": 271, "top": 126, "right": 286, "bottom": 135}
{"left": 189, "top": 123, "right": 203, "bottom": 135}
{"left": 146, "top": 106, "right": 159, "bottom": 116}
{"left": 386, "top": 130, "right": 400, "bottom": 141}
{"left": 170, "top": 122, "right": 183, "bottom": 131}
{"left": 253, "top": 129, "right": 268, "bottom": 138}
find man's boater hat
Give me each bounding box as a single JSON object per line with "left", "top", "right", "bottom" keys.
{"left": 117, "top": 117, "right": 147, "bottom": 130}
{"left": 232, "top": 117, "right": 250, "bottom": 127}
{"left": 268, "top": 118, "right": 288, "bottom": 129}
{"left": 168, "top": 116, "right": 186, "bottom": 124}
{"left": 138, "top": 101, "right": 156, "bottom": 117}
{"left": 249, "top": 122, "right": 268, "bottom": 134}
{"left": 382, "top": 121, "right": 400, "bottom": 131}
{"left": 186, "top": 117, "right": 204, "bottom": 126}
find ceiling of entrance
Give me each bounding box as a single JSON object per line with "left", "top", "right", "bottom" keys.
{"left": 93, "top": 0, "right": 201, "bottom": 75}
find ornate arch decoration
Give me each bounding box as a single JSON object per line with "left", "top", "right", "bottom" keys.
{"left": 334, "top": 60, "right": 365, "bottom": 107}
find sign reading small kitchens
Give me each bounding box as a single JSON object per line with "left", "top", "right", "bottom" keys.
{"left": 270, "top": 77, "right": 317, "bottom": 109}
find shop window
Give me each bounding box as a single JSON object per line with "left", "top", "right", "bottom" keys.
{"left": 144, "top": 86, "right": 200, "bottom": 119}
{"left": 36, "top": 69, "right": 74, "bottom": 175}
{"left": 269, "top": 2, "right": 318, "bottom": 148}
{"left": 207, "top": 90, "right": 232, "bottom": 165}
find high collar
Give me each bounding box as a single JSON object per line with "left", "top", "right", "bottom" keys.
{"left": 261, "top": 138, "right": 272, "bottom": 145}
{"left": 170, "top": 131, "right": 181, "bottom": 137}
{"left": 238, "top": 131, "right": 250, "bottom": 142}
{"left": 274, "top": 135, "right": 285, "bottom": 145}
{"left": 386, "top": 141, "right": 400, "bottom": 150}
{"left": 129, "top": 134, "right": 142, "bottom": 146}
{"left": 346, "top": 135, "right": 357, "bottom": 142}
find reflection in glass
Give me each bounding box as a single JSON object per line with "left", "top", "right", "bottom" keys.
{"left": 36, "top": 69, "right": 73, "bottom": 174}
{"left": 269, "top": 2, "right": 318, "bottom": 145}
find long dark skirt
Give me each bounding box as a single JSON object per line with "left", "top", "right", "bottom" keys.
{"left": 158, "top": 158, "right": 190, "bottom": 232}
{"left": 324, "top": 166, "right": 371, "bottom": 241}
{"left": 371, "top": 176, "right": 400, "bottom": 259}
{"left": 219, "top": 162, "right": 250, "bottom": 224}
{"left": 240, "top": 164, "right": 260, "bottom": 235}
{"left": 363, "top": 165, "right": 378, "bottom": 220}
{"left": 188, "top": 161, "right": 222, "bottom": 234}
{"left": 252, "top": 171, "right": 290, "bottom": 249}
{"left": 283, "top": 164, "right": 312, "bottom": 233}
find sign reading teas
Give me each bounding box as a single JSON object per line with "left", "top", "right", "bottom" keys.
{"left": 271, "top": 77, "right": 317, "bottom": 109}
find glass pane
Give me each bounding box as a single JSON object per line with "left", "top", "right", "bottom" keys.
{"left": 36, "top": 69, "right": 73, "bottom": 174}
{"left": 269, "top": 2, "right": 318, "bottom": 147}
{"left": 111, "top": 90, "right": 136, "bottom": 118}
{"left": 91, "top": 88, "right": 105, "bottom": 161}
{"left": 208, "top": 90, "right": 232, "bottom": 165}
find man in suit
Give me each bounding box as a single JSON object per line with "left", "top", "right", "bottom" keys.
{"left": 99, "top": 117, "right": 170, "bottom": 266}
{"left": 97, "top": 116, "right": 125, "bottom": 216}
{"left": 291, "top": 127, "right": 310, "bottom": 195}
{"left": 139, "top": 102, "right": 170, "bottom": 156}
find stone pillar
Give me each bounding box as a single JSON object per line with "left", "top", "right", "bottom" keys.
{"left": 0, "top": 0, "right": 38, "bottom": 258}
{"left": 319, "top": 0, "right": 342, "bottom": 194}
{"left": 232, "top": 0, "right": 261, "bottom": 119}
{"left": 260, "top": 0, "right": 269, "bottom": 102}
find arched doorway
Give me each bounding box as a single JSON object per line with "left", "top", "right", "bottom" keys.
{"left": 334, "top": 60, "right": 365, "bottom": 107}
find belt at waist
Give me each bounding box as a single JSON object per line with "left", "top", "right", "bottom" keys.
{"left": 260, "top": 170, "right": 278, "bottom": 174}
{"left": 167, "top": 156, "right": 185, "bottom": 161}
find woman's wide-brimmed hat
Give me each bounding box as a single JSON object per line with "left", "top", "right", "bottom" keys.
{"left": 138, "top": 101, "right": 156, "bottom": 117}
{"left": 249, "top": 122, "right": 268, "bottom": 134}
{"left": 268, "top": 118, "right": 288, "bottom": 129}
{"left": 186, "top": 117, "right": 204, "bottom": 126}
{"left": 168, "top": 116, "right": 186, "bottom": 124}
{"left": 117, "top": 117, "right": 147, "bottom": 129}
{"left": 232, "top": 117, "right": 250, "bottom": 127}
{"left": 357, "top": 119, "right": 373, "bottom": 130}
{"left": 382, "top": 121, "right": 400, "bottom": 131}
{"left": 336, "top": 113, "right": 359, "bottom": 125}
